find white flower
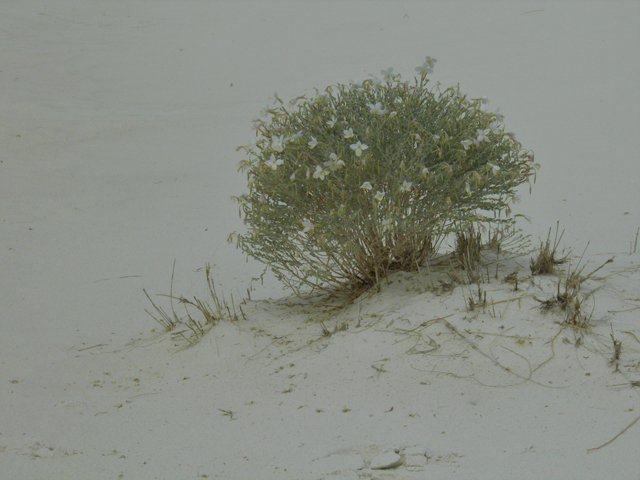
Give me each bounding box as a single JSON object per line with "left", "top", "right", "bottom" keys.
{"left": 422, "top": 167, "right": 430, "bottom": 175}
{"left": 487, "top": 162, "right": 500, "bottom": 175}
{"left": 369, "top": 75, "right": 384, "bottom": 89}
{"left": 290, "top": 173, "right": 296, "bottom": 181}
{"left": 360, "top": 181, "right": 373, "bottom": 190}
{"left": 302, "top": 220, "right": 314, "bottom": 233}
{"left": 271, "top": 135, "right": 285, "bottom": 152}
{"left": 350, "top": 80, "right": 365, "bottom": 92}
{"left": 246, "top": 137, "right": 259, "bottom": 150}
{"left": 325, "top": 153, "right": 344, "bottom": 171}
{"left": 308, "top": 136, "right": 318, "bottom": 149}
{"left": 394, "top": 96, "right": 403, "bottom": 104}
{"left": 465, "top": 182, "right": 471, "bottom": 194}
{"left": 489, "top": 122, "right": 502, "bottom": 134}
{"left": 380, "top": 67, "right": 395, "bottom": 80}
{"left": 327, "top": 116, "right": 337, "bottom": 128}
{"left": 388, "top": 111, "right": 397, "bottom": 118}
{"left": 343, "top": 128, "right": 354, "bottom": 139}
{"left": 267, "top": 91, "right": 279, "bottom": 103}
{"left": 288, "top": 131, "right": 303, "bottom": 143}
{"left": 381, "top": 217, "right": 393, "bottom": 232}
{"left": 476, "top": 129, "right": 490, "bottom": 142}
{"left": 461, "top": 139, "right": 473, "bottom": 150}
{"left": 433, "top": 134, "right": 440, "bottom": 141}
{"left": 374, "top": 190, "right": 385, "bottom": 202}
{"left": 401, "top": 180, "right": 412, "bottom": 192}
{"left": 350, "top": 141, "right": 369, "bottom": 157}
{"left": 406, "top": 207, "right": 412, "bottom": 216}
{"left": 493, "top": 108, "right": 504, "bottom": 123}
{"left": 313, "top": 165, "right": 328, "bottom": 180}
{"left": 258, "top": 104, "right": 270, "bottom": 118}
{"left": 265, "top": 154, "right": 284, "bottom": 170}
{"left": 415, "top": 56, "right": 437, "bottom": 74}
{"left": 423, "top": 56, "right": 437, "bottom": 69}
{"left": 368, "top": 102, "right": 386, "bottom": 116}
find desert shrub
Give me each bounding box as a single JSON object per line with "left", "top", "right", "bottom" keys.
{"left": 230, "top": 57, "right": 538, "bottom": 297}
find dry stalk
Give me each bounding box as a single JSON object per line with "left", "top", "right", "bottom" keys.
{"left": 609, "top": 324, "right": 622, "bottom": 372}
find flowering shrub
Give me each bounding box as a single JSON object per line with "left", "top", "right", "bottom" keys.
{"left": 231, "top": 57, "right": 538, "bottom": 296}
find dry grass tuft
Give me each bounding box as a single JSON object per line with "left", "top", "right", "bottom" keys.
{"left": 530, "top": 222, "right": 568, "bottom": 275}
{"left": 466, "top": 284, "right": 487, "bottom": 312}
{"left": 454, "top": 227, "right": 482, "bottom": 270}
{"left": 144, "top": 262, "right": 243, "bottom": 347}
{"left": 536, "top": 252, "right": 613, "bottom": 334}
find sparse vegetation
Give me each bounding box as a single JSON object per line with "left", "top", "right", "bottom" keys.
{"left": 534, "top": 245, "right": 613, "bottom": 334}
{"left": 466, "top": 284, "right": 487, "bottom": 312}
{"left": 454, "top": 226, "right": 482, "bottom": 271}
{"left": 144, "top": 263, "right": 242, "bottom": 348}
{"left": 530, "top": 222, "right": 568, "bottom": 275}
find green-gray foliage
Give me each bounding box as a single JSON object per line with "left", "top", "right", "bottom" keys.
{"left": 230, "top": 59, "right": 538, "bottom": 297}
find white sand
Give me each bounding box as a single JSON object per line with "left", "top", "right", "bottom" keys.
{"left": 2, "top": 1, "right": 639, "bottom": 478}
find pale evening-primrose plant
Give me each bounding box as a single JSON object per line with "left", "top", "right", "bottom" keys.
{"left": 231, "top": 56, "right": 538, "bottom": 296}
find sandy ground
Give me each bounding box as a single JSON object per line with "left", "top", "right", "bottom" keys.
{"left": 2, "top": 1, "right": 640, "bottom": 479}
